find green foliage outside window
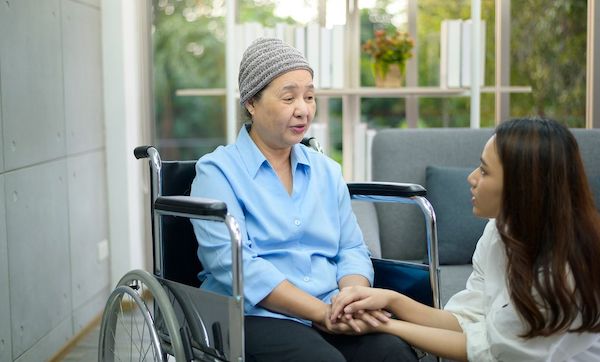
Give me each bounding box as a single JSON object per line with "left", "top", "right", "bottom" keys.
{"left": 153, "top": 0, "right": 226, "bottom": 160}
{"left": 510, "top": 0, "right": 587, "bottom": 127}
{"left": 152, "top": 0, "right": 588, "bottom": 162}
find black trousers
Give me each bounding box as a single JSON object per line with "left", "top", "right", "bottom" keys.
{"left": 244, "top": 316, "right": 419, "bottom": 362}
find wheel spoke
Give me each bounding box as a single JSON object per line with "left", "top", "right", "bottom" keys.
{"left": 102, "top": 281, "right": 164, "bottom": 361}
{"left": 116, "top": 298, "right": 136, "bottom": 357}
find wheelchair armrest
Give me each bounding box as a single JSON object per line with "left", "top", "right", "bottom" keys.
{"left": 348, "top": 182, "right": 426, "bottom": 198}
{"left": 350, "top": 182, "right": 441, "bottom": 309}
{"left": 154, "top": 196, "right": 228, "bottom": 221}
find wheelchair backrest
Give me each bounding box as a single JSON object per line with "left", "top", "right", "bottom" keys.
{"left": 155, "top": 138, "right": 325, "bottom": 288}
{"left": 159, "top": 160, "right": 203, "bottom": 287}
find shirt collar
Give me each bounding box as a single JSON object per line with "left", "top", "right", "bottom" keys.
{"left": 236, "top": 125, "right": 265, "bottom": 178}
{"left": 236, "top": 125, "right": 311, "bottom": 178}
{"left": 291, "top": 140, "right": 310, "bottom": 170}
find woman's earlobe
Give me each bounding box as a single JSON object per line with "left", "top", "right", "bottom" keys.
{"left": 245, "top": 100, "right": 255, "bottom": 116}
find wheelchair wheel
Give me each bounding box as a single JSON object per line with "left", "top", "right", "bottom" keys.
{"left": 98, "top": 269, "right": 187, "bottom": 361}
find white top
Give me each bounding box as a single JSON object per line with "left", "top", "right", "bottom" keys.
{"left": 444, "top": 220, "right": 600, "bottom": 362}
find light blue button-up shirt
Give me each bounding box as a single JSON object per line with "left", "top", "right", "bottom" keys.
{"left": 190, "top": 125, "right": 373, "bottom": 324}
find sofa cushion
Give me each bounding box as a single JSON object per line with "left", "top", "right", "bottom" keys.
{"left": 352, "top": 200, "right": 382, "bottom": 258}
{"left": 439, "top": 264, "right": 473, "bottom": 306}
{"left": 372, "top": 128, "right": 494, "bottom": 261}
{"left": 426, "top": 165, "right": 488, "bottom": 265}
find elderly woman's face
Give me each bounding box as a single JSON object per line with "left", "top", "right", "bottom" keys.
{"left": 245, "top": 69, "right": 315, "bottom": 151}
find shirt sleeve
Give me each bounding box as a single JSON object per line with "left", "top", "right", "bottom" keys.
{"left": 332, "top": 170, "right": 374, "bottom": 285}
{"left": 190, "top": 159, "right": 286, "bottom": 307}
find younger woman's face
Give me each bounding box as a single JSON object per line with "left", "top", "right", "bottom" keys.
{"left": 468, "top": 136, "right": 504, "bottom": 219}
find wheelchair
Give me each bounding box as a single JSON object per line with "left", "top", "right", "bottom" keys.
{"left": 97, "top": 138, "right": 441, "bottom": 361}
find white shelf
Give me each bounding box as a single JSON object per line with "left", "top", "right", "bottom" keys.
{"left": 480, "top": 86, "right": 531, "bottom": 93}
{"left": 317, "top": 86, "right": 531, "bottom": 97}
{"left": 176, "top": 88, "right": 227, "bottom": 96}
{"left": 176, "top": 86, "right": 532, "bottom": 98}
{"left": 317, "top": 87, "right": 466, "bottom": 97}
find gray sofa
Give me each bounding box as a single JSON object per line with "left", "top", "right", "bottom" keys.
{"left": 356, "top": 127, "right": 600, "bottom": 307}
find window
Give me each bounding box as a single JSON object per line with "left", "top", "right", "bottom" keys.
{"left": 151, "top": 0, "right": 589, "bottom": 165}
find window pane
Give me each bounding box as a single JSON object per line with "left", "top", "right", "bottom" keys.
{"left": 360, "top": 0, "right": 496, "bottom": 129}
{"left": 509, "top": 1, "right": 587, "bottom": 127}
{"left": 152, "top": 0, "right": 227, "bottom": 160}
{"left": 152, "top": 0, "right": 325, "bottom": 160}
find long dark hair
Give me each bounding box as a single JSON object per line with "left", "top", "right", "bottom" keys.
{"left": 495, "top": 118, "right": 600, "bottom": 338}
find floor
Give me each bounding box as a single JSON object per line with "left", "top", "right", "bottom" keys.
{"left": 59, "top": 321, "right": 102, "bottom": 361}
{"left": 59, "top": 319, "right": 178, "bottom": 361}
{"left": 59, "top": 296, "right": 168, "bottom": 361}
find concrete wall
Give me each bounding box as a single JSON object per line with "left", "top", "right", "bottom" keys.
{"left": 0, "top": 0, "right": 110, "bottom": 360}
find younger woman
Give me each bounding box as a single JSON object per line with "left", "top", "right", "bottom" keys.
{"left": 331, "top": 118, "right": 600, "bottom": 361}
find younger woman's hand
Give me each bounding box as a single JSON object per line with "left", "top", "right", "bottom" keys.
{"left": 330, "top": 286, "right": 396, "bottom": 324}
{"left": 334, "top": 308, "right": 392, "bottom": 333}
{"left": 314, "top": 305, "right": 373, "bottom": 335}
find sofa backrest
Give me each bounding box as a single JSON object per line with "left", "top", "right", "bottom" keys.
{"left": 371, "top": 128, "right": 600, "bottom": 261}
{"left": 571, "top": 129, "right": 600, "bottom": 209}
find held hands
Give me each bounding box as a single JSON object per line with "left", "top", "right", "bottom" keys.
{"left": 313, "top": 306, "right": 375, "bottom": 335}
{"left": 329, "top": 286, "right": 398, "bottom": 333}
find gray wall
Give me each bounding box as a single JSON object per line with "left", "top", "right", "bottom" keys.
{"left": 0, "top": 0, "right": 110, "bottom": 360}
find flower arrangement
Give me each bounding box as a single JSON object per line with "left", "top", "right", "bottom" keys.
{"left": 363, "top": 29, "right": 414, "bottom": 85}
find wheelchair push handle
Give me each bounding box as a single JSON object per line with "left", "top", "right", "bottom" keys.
{"left": 301, "top": 136, "right": 324, "bottom": 153}
{"left": 134, "top": 145, "right": 156, "bottom": 159}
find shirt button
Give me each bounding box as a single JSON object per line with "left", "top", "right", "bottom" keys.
{"left": 294, "top": 219, "right": 301, "bottom": 226}
{"left": 303, "top": 276, "right": 310, "bottom": 282}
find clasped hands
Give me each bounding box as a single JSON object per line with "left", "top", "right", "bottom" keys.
{"left": 315, "top": 285, "right": 396, "bottom": 335}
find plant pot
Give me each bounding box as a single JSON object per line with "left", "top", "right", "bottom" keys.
{"left": 374, "top": 63, "right": 404, "bottom": 88}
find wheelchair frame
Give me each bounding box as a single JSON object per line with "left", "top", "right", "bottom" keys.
{"left": 98, "top": 146, "right": 245, "bottom": 361}
{"left": 348, "top": 183, "right": 441, "bottom": 309}
{"left": 98, "top": 142, "right": 441, "bottom": 362}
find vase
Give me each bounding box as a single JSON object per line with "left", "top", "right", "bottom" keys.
{"left": 374, "top": 63, "right": 404, "bottom": 88}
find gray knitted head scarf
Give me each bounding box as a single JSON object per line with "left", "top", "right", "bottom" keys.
{"left": 238, "top": 37, "right": 313, "bottom": 106}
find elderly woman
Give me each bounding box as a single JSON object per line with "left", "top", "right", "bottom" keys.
{"left": 190, "top": 38, "right": 418, "bottom": 361}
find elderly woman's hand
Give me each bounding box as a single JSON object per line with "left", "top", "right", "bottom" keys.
{"left": 330, "top": 286, "right": 398, "bottom": 330}
{"left": 332, "top": 308, "right": 392, "bottom": 333}
{"left": 314, "top": 305, "right": 380, "bottom": 335}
